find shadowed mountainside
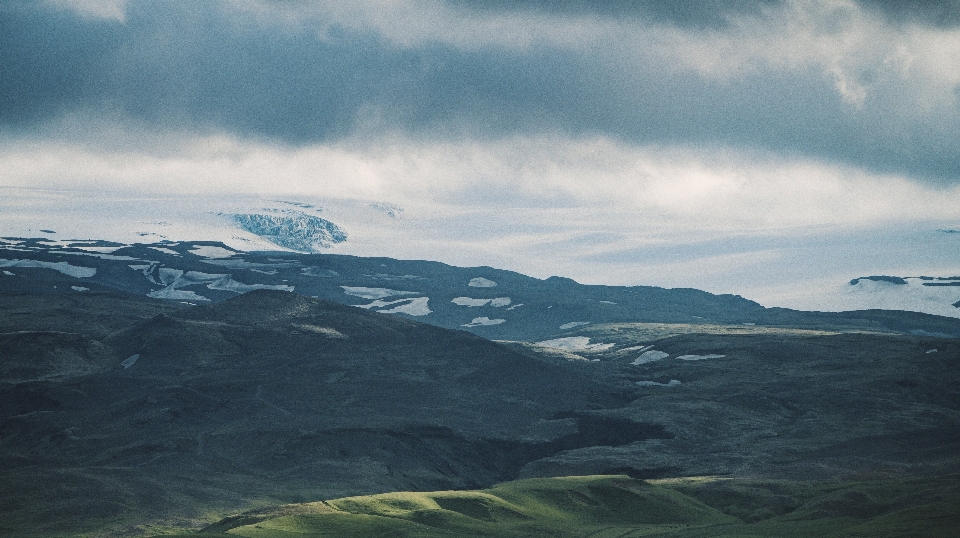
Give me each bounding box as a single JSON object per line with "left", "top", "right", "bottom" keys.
{"left": 1, "top": 288, "right": 959, "bottom": 536}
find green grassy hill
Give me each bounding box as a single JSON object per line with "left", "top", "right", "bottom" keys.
{"left": 152, "top": 474, "right": 960, "bottom": 538}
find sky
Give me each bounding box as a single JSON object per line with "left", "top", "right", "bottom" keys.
{"left": 2, "top": 0, "right": 959, "bottom": 311}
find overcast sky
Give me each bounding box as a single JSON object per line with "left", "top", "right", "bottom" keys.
{"left": 2, "top": 0, "right": 959, "bottom": 308}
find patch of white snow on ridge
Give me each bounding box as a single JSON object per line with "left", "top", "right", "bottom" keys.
{"left": 56, "top": 250, "right": 140, "bottom": 261}
{"left": 121, "top": 354, "right": 140, "bottom": 369}
{"left": 71, "top": 245, "right": 126, "bottom": 254}
{"left": 676, "top": 354, "right": 726, "bottom": 361}
{"left": 71, "top": 286, "right": 89, "bottom": 291}
{"left": 451, "top": 297, "right": 512, "bottom": 307}
{"left": 189, "top": 245, "right": 239, "bottom": 258}
{"left": 599, "top": 300, "right": 617, "bottom": 304}
{"left": 620, "top": 345, "right": 653, "bottom": 353}
{"left": 636, "top": 380, "right": 681, "bottom": 387}
{"left": 148, "top": 271, "right": 293, "bottom": 301}
{"left": 535, "top": 336, "right": 615, "bottom": 352}
{"left": 452, "top": 297, "right": 490, "bottom": 307}
{"left": 158, "top": 268, "right": 183, "bottom": 286}
{"left": 469, "top": 277, "right": 497, "bottom": 288}
{"left": 342, "top": 286, "right": 419, "bottom": 300}
{"left": 560, "top": 321, "right": 590, "bottom": 330}
{"left": 149, "top": 246, "right": 180, "bottom": 255}
{"left": 355, "top": 297, "right": 431, "bottom": 316}
{"left": 463, "top": 317, "right": 506, "bottom": 327}
{"left": 631, "top": 350, "right": 669, "bottom": 365}
{"left": 0, "top": 259, "right": 96, "bottom": 278}
{"left": 2, "top": 270, "right": 14, "bottom": 275}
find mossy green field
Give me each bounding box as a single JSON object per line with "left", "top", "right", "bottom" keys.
{"left": 145, "top": 474, "right": 960, "bottom": 537}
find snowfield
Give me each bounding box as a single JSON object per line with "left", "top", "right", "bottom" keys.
{"left": 451, "top": 297, "right": 512, "bottom": 307}
{"left": 189, "top": 245, "right": 238, "bottom": 258}
{"left": 355, "top": 297, "right": 431, "bottom": 316}
{"left": 535, "top": 336, "right": 615, "bottom": 352}
{"left": 147, "top": 270, "right": 294, "bottom": 301}
{"left": 0, "top": 259, "right": 96, "bottom": 278}
{"left": 636, "top": 380, "right": 681, "bottom": 387}
{"left": 462, "top": 317, "right": 506, "bottom": 327}
{"left": 631, "top": 350, "right": 669, "bottom": 365}
{"left": 468, "top": 277, "right": 497, "bottom": 287}
{"left": 559, "top": 321, "right": 590, "bottom": 330}
{"left": 341, "top": 286, "right": 419, "bottom": 300}
{"left": 843, "top": 276, "right": 960, "bottom": 319}
{"left": 676, "top": 354, "right": 726, "bottom": 361}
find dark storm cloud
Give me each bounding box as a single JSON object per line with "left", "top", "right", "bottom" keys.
{"left": 859, "top": 0, "right": 960, "bottom": 28}
{"left": 1, "top": 0, "right": 959, "bottom": 184}
{"left": 443, "top": 0, "right": 784, "bottom": 29}
{"left": 0, "top": 4, "right": 123, "bottom": 125}
{"left": 447, "top": 0, "right": 960, "bottom": 29}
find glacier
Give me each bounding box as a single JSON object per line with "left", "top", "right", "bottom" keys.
{"left": 233, "top": 212, "right": 347, "bottom": 252}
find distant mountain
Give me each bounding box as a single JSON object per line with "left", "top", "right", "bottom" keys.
{"left": 2, "top": 238, "right": 959, "bottom": 342}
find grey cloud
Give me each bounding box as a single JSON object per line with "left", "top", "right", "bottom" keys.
{"left": 2, "top": 0, "right": 959, "bottom": 184}
{"left": 443, "top": 0, "right": 784, "bottom": 29}
{"left": 859, "top": 0, "right": 960, "bottom": 28}
{"left": 446, "top": 0, "right": 960, "bottom": 29}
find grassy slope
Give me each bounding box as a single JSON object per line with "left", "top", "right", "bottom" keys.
{"left": 149, "top": 475, "right": 960, "bottom": 538}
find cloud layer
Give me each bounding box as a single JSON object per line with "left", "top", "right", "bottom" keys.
{"left": 3, "top": 0, "right": 959, "bottom": 182}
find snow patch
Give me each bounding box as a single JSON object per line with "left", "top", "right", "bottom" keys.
{"left": 926, "top": 349, "right": 938, "bottom": 354}
{"left": 463, "top": 317, "right": 506, "bottom": 327}
{"left": 342, "top": 286, "right": 419, "bottom": 300}
{"left": 355, "top": 296, "right": 431, "bottom": 316}
{"left": 149, "top": 246, "right": 180, "bottom": 255}
{"left": 631, "top": 350, "right": 669, "bottom": 365}
{"left": 292, "top": 324, "right": 347, "bottom": 339}
{"left": 599, "top": 300, "right": 617, "bottom": 304}
{"left": 452, "top": 296, "right": 512, "bottom": 307}
{"left": 121, "top": 354, "right": 140, "bottom": 369}
{"left": 70, "top": 245, "right": 126, "bottom": 254}
{"left": 71, "top": 286, "right": 89, "bottom": 291}
{"left": 468, "top": 277, "right": 497, "bottom": 288}
{"left": 636, "top": 380, "right": 681, "bottom": 387}
{"left": 2, "top": 270, "right": 13, "bottom": 275}
{"left": 559, "top": 321, "right": 590, "bottom": 330}
{"left": 148, "top": 270, "right": 293, "bottom": 301}
{"left": 189, "top": 245, "right": 238, "bottom": 258}
{"left": 676, "top": 354, "right": 726, "bottom": 361}
{"left": 620, "top": 345, "right": 653, "bottom": 353}
{"left": 57, "top": 250, "right": 140, "bottom": 261}
{"left": 535, "top": 336, "right": 615, "bottom": 352}
{"left": 0, "top": 259, "right": 96, "bottom": 278}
